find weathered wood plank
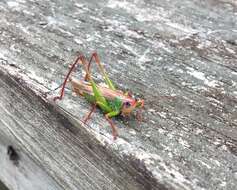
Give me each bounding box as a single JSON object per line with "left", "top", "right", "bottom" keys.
{"left": 0, "top": 134, "right": 63, "bottom": 190}
{"left": 0, "top": 0, "right": 237, "bottom": 190}
{"left": 0, "top": 70, "right": 152, "bottom": 190}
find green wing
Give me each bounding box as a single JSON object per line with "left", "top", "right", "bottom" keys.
{"left": 91, "top": 80, "right": 107, "bottom": 104}
{"left": 90, "top": 80, "right": 113, "bottom": 113}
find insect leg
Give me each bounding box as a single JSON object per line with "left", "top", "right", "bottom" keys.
{"left": 53, "top": 54, "right": 86, "bottom": 101}
{"left": 83, "top": 104, "right": 97, "bottom": 124}
{"left": 105, "top": 111, "right": 120, "bottom": 140}
{"left": 94, "top": 101, "right": 118, "bottom": 139}
{"left": 86, "top": 52, "right": 116, "bottom": 90}
{"left": 136, "top": 110, "right": 143, "bottom": 122}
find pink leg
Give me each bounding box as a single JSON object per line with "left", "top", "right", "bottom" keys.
{"left": 88, "top": 52, "right": 98, "bottom": 71}
{"left": 136, "top": 110, "right": 143, "bottom": 122}
{"left": 83, "top": 104, "right": 96, "bottom": 123}
{"left": 84, "top": 52, "right": 103, "bottom": 81}
{"left": 53, "top": 54, "right": 87, "bottom": 101}
{"left": 105, "top": 115, "right": 118, "bottom": 140}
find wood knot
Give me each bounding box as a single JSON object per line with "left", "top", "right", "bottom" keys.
{"left": 7, "top": 145, "right": 19, "bottom": 166}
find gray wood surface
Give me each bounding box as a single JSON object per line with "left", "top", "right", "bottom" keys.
{"left": 0, "top": 0, "right": 236, "bottom": 190}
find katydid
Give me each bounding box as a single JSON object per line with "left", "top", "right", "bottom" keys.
{"left": 53, "top": 52, "right": 144, "bottom": 140}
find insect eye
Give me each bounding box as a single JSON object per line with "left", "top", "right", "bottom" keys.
{"left": 125, "top": 102, "right": 131, "bottom": 107}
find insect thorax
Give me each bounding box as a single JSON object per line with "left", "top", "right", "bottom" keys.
{"left": 108, "top": 97, "right": 123, "bottom": 111}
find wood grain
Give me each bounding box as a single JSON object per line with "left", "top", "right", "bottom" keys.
{"left": 0, "top": 0, "right": 236, "bottom": 190}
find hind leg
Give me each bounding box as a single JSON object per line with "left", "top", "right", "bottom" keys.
{"left": 85, "top": 52, "right": 116, "bottom": 90}
{"left": 53, "top": 54, "right": 87, "bottom": 101}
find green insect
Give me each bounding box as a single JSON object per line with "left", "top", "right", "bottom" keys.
{"left": 53, "top": 53, "right": 144, "bottom": 139}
